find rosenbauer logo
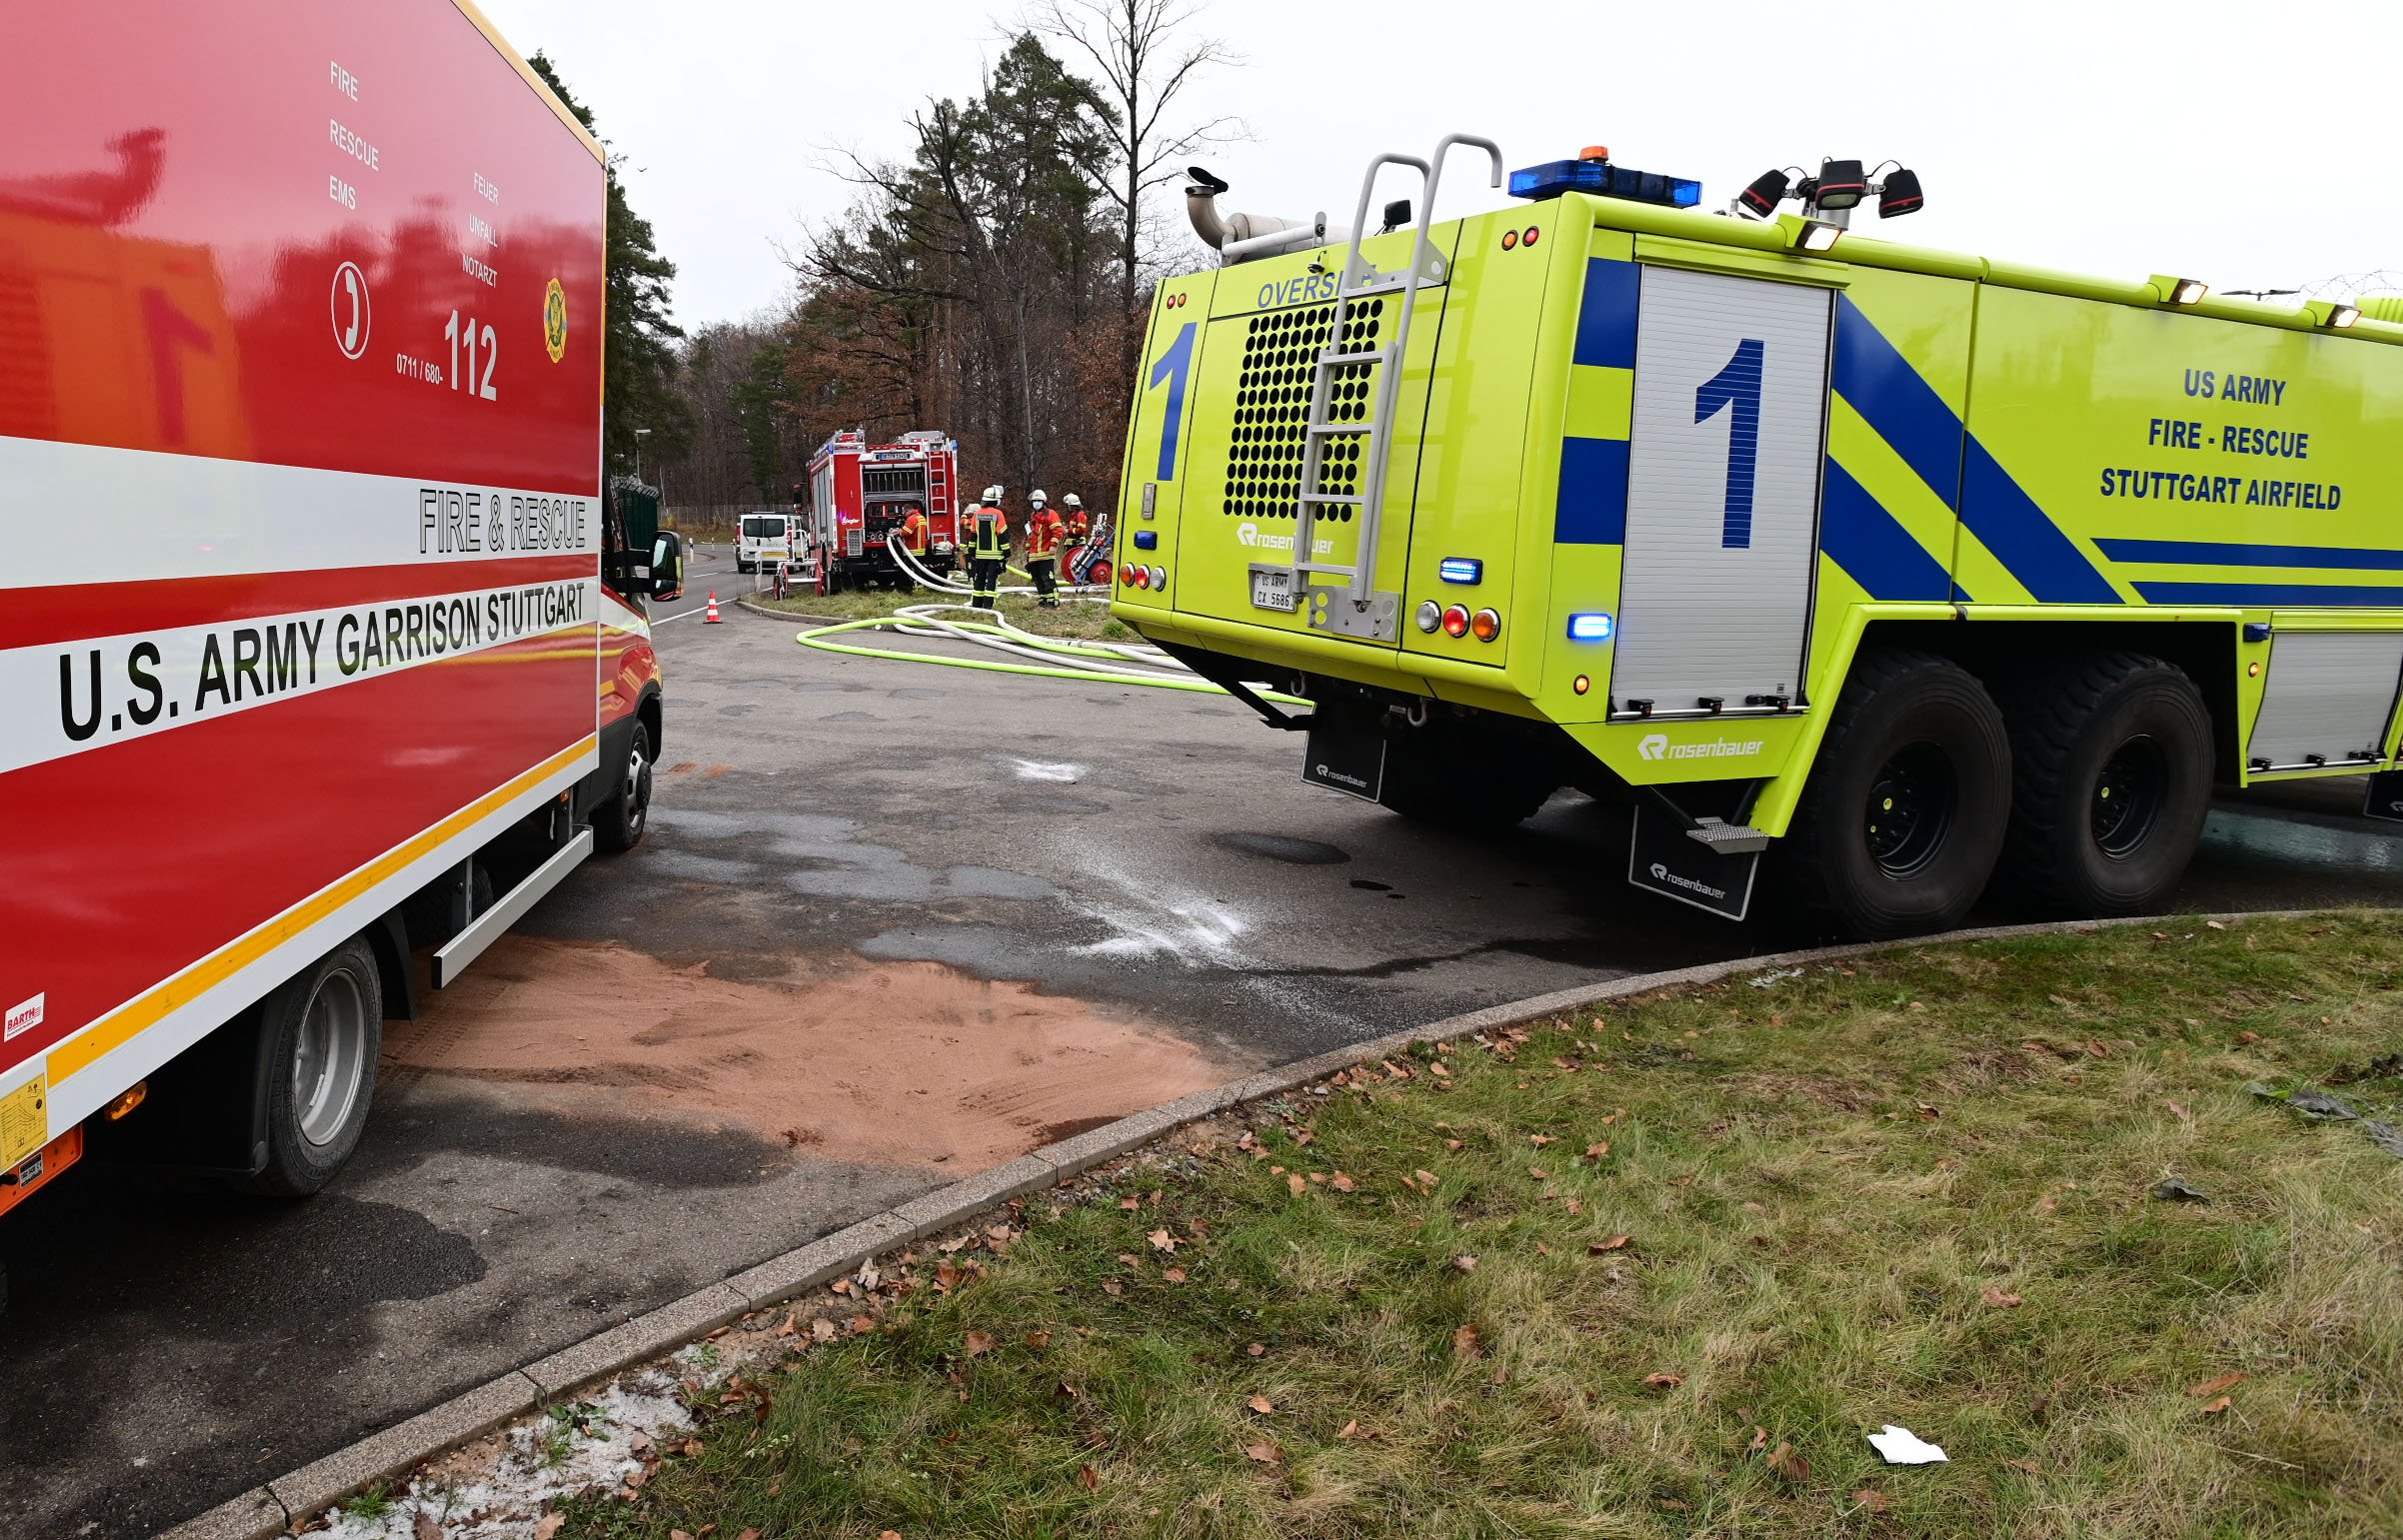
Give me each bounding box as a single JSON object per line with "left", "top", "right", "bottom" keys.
{"left": 1646, "top": 862, "right": 1728, "bottom": 901}
{"left": 1236, "top": 522, "right": 1334, "bottom": 557}
{"left": 1638, "top": 733, "right": 1764, "bottom": 764}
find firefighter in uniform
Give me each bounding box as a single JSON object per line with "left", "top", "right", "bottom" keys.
{"left": 1061, "top": 494, "right": 1090, "bottom": 584}
{"left": 968, "top": 485, "right": 1010, "bottom": 610}
{"left": 1025, "top": 489, "right": 1066, "bottom": 607}
{"left": 898, "top": 503, "right": 931, "bottom": 586}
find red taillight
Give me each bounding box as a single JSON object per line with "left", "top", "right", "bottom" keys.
{"left": 1440, "top": 605, "right": 1470, "bottom": 638}
{"left": 1133, "top": 566, "right": 1151, "bottom": 589}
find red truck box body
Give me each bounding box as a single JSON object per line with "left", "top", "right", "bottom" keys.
{"left": 1, "top": 1, "right": 617, "bottom": 1176}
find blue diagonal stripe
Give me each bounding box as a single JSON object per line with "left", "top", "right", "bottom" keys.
{"left": 2099, "top": 539, "right": 2403, "bottom": 572}
{"left": 1832, "top": 294, "right": 1963, "bottom": 507}
{"left": 2135, "top": 581, "right": 2403, "bottom": 607}
{"left": 1573, "top": 258, "right": 1639, "bottom": 370}
{"left": 1961, "top": 440, "right": 2122, "bottom": 604}
{"left": 1820, "top": 461, "right": 1953, "bottom": 601}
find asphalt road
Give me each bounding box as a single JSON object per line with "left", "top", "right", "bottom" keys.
{"left": 6, "top": 548, "right": 2399, "bottom": 1538}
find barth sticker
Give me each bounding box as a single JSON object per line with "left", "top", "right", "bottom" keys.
{"left": 3, "top": 993, "right": 42, "bottom": 1041}
{"left": 544, "top": 278, "right": 568, "bottom": 362}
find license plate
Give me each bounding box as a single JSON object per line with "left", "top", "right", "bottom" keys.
{"left": 1249, "top": 565, "right": 1297, "bottom": 613}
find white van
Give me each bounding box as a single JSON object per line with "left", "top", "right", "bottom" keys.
{"left": 737, "top": 512, "right": 797, "bottom": 574}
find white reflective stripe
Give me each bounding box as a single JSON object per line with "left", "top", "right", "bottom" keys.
{"left": 5, "top": 579, "right": 598, "bottom": 774}
{"left": 0, "top": 436, "right": 600, "bottom": 589}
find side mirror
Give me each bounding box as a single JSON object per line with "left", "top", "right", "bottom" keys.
{"left": 650, "top": 530, "right": 685, "bottom": 603}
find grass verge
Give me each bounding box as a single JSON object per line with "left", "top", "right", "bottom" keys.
{"left": 750, "top": 587, "right": 1136, "bottom": 643}
{"left": 555, "top": 913, "right": 2403, "bottom": 1538}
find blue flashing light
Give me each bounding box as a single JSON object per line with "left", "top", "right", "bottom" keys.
{"left": 1509, "top": 159, "right": 1700, "bottom": 209}
{"left": 1566, "top": 612, "right": 1615, "bottom": 642}
{"left": 1437, "top": 557, "right": 1483, "bottom": 585}
{"left": 1134, "top": 530, "right": 1159, "bottom": 550}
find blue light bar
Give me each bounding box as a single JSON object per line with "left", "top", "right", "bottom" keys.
{"left": 1509, "top": 159, "right": 1700, "bottom": 209}
{"left": 1134, "top": 530, "right": 1159, "bottom": 550}
{"left": 1566, "top": 612, "right": 1615, "bottom": 642}
{"left": 1437, "top": 557, "right": 1482, "bottom": 585}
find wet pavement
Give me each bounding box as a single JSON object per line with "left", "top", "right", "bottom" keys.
{"left": 6, "top": 549, "right": 2400, "bottom": 1537}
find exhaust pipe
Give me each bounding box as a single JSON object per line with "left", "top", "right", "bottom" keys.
{"left": 1186, "top": 164, "right": 1349, "bottom": 267}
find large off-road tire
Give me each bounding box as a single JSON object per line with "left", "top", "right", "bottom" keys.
{"left": 1995, "top": 652, "right": 2213, "bottom": 917}
{"left": 1777, "top": 649, "right": 2011, "bottom": 938}
{"left": 237, "top": 935, "right": 382, "bottom": 1197}
{"left": 595, "top": 718, "right": 654, "bottom": 853}
{"left": 1376, "top": 723, "right": 1556, "bottom": 832}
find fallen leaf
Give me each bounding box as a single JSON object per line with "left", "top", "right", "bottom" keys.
{"left": 1528, "top": 1165, "right": 1550, "bottom": 1178}
{"left": 1119, "top": 1196, "right": 1140, "bottom": 1210}
{"left": 2003, "top": 1458, "right": 2040, "bottom": 1476}
{"left": 1245, "top": 1342, "right": 1266, "bottom": 1357}
{"left": 683, "top": 1439, "right": 703, "bottom": 1457}
{"left": 1163, "top": 1266, "right": 1188, "bottom": 1283}
{"left": 1852, "top": 1489, "right": 1892, "bottom": 1514}
{"left": 1247, "top": 1394, "right": 1274, "bottom": 1414}
{"left": 775, "top": 1314, "right": 797, "bottom": 1338}
{"left": 2200, "top": 1395, "right": 2233, "bottom": 1415}
{"left": 1337, "top": 1418, "right": 1360, "bottom": 1438}
{"left": 850, "top": 1314, "right": 875, "bottom": 1335}
{"left": 2206, "top": 919, "right": 2226, "bottom": 930}
{"left": 1148, "top": 1227, "right": 1178, "bottom": 1253}
{"left": 1529, "top": 1134, "right": 1553, "bottom": 1147}
{"left": 1245, "top": 1441, "right": 1283, "bottom": 1464}
{"left": 935, "top": 1260, "right": 961, "bottom": 1290}
{"left": 1535, "top": 1241, "right": 1553, "bottom": 1256}
{"left": 1329, "top": 1171, "right": 1355, "bottom": 1192}
{"left": 2188, "top": 1371, "right": 2248, "bottom": 1397}
{"left": 1589, "top": 1234, "right": 1633, "bottom": 1254}
{"left": 1452, "top": 1254, "right": 1477, "bottom": 1272}
{"left": 1286, "top": 1173, "right": 1306, "bottom": 1196}
{"left": 1451, "top": 1323, "right": 1483, "bottom": 1359}
{"left": 881, "top": 1532, "right": 903, "bottom": 1540}
{"left": 1981, "top": 1287, "right": 2025, "bottom": 1309}
{"left": 1414, "top": 1169, "right": 1438, "bottom": 1191}
{"left": 2166, "top": 1099, "right": 2193, "bottom": 1121}
{"left": 1585, "top": 1142, "right": 1609, "bottom": 1160}
{"left": 1101, "top": 1279, "right": 1124, "bottom": 1296}
{"left": 2236, "top": 1030, "right": 2262, "bottom": 1045}
{"left": 736, "top": 1532, "right": 762, "bottom": 1540}
{"left": 415, "top": 1514, "right": 443, "bottom": 1540}
{"left": 1643, "top": 1372, "right": 1683, "bottom": 1390}
{"left": 1747, "top": 1426, "right": 1768, "bottom": 1452}
{"left": 624, "top": 1467, "right": 649, "bottom": 1490}
{"left": 962, "top": 1331, "right": 996, "bottom": 1357}
{"left": 1428, "top": 1061, "right": 1450, "bottom": 1078}
{"left": 1025, "top": 1330, "right": 1053, "bottom": 1349}
{"left": 1767, "top": 1441, "right": 1811, "bottom": 1480}
{"left": 1443, "top": 1139, "right": 1462, "bottom": 1151}
{"left": 1079, "top": 1464, "right": 1101, "bottom": 1490}
{"left": 671, "top": 1531, "right": 692, "bottom": 1540}
{"left": 534, "top": 1518, "right": 566, "bottom": 1540}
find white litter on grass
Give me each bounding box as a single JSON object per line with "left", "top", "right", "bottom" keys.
{"left": 1748, "top": 966, "right": 1805, "bottom": 988}
{"left": 1866, "top": 1424, "right": 1949, "bottom": 1464}
{"left": 312, "top": 1372, "right": 697, "bottom": 1540}
{"left": 1009, "top": 759, "right": 1085, "bottom": 782}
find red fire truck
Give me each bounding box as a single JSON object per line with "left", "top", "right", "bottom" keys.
{"left": 799, "top": 429, "right": 962, "bottom": 592}
{"left": 0, "top": 0, "right": 680, "bottom": 1294}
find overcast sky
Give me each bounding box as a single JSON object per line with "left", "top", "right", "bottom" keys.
{"left": 478, "top": 0, "right": 2400, "bottom": 331}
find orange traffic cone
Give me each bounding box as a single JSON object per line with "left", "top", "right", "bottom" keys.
{"left": 703, "top": 590, "right": 722, "bottom": 624}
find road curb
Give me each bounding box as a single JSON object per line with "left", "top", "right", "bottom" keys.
{"left": 157, "top": 906, "right": 2301, "bottom": 1539}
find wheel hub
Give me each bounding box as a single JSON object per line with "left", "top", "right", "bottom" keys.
{"left": 2091, "top": 736, "right": 2166, "bottom": 857}
{"left": 1863, "top": 742, "right": 1956, "bottom": 876}
{"left": 292, "top": 969, "right": 368, "bottom": 1147}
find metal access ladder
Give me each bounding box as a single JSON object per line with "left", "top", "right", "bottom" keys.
{"left": 1289, "top": 133, "right": 1503, "bottom": 641}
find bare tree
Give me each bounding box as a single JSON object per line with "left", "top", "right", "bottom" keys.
{"left": 1039, "top": 0, "right": 1240, "bottom": 349}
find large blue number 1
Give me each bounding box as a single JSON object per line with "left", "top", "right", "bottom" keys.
{"left": 1149, "top": 321, "right": 1196, "bottom": 481}
{"left": 1694, "top": 338, "right": 1764, "bottom": 549}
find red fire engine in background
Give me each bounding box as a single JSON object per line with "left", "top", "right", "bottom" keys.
{"left": 799, "top": 429, "right": 961, "bottom": 593}
{"left": 0, "top": 0, "right": 682, "bottom": 1303}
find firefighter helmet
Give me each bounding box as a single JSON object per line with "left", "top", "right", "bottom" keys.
{"left": 1062, "top": 493, "right": 1083, "bottom": 509}
{"left": 1030, "top": 489, "right": 1048, "bottom": 507}
{"left": 982, "top": 484, "right": 1004, "bottom": 503}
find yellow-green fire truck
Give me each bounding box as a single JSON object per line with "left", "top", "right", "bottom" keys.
{"left": 1112, "top": 136, "right": 2403, "bottom": 938}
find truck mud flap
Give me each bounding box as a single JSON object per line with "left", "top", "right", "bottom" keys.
{"left": 1627, "top": 802, "right": 1758, "bottom": 921}
{"left": 2366, "top": 769, "right": 2403, "bottom": 823}
{"left": 1303, "top": 724, "right": 1386, "bottom": 802}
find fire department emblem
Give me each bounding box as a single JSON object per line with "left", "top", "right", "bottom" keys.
{"left": 543, "top": 278, "right": 568, "bottom": 362}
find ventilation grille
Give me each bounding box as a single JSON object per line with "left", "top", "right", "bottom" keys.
{"left": 863, "top": 467, "right": 925, "bottom": 496}
{"left": 0, "top": 265, "right": 58, "bottom": 442}
{"left": 1221, "top": 297, "right": 1386, "bottom": 521}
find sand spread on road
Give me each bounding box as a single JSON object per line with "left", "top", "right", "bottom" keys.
{"left": 385, "top": 936, "right": 1222, "bottom": 1169}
